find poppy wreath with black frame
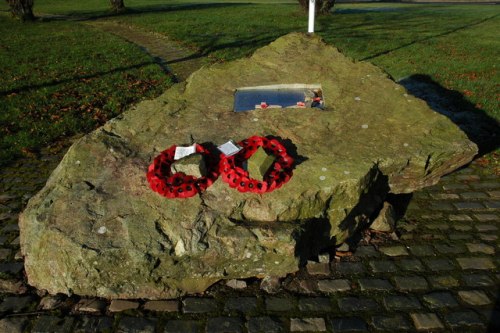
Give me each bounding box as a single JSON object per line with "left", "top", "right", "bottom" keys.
{"left": 219, "top": 135, "right": 294, "bottom": 193}
{"left": 147, "top": 144, "right": 220, "bottom": 199}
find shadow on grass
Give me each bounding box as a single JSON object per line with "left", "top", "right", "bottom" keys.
{"left": 399, "top": 74, "right": 500, "bottom": 156}
{"left": 39, "top": 2, "right": 249, "bottom": 22}
{"left": 0, "top": 61, "right": 157, "bottom": 96}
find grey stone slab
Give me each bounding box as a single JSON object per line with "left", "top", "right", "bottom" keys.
{"left": 306, "top": 262, "right": 330, "bottom": 276}
{"left": 428, "top": 275, "right": 460, "bottom": 289}
{"left": 460, "top": 192, "right": 489, "bottom": 199}
{"left": 371, "top": 315, "right": 411, "bottom": 331}
{"left": 368, "top": 260, "right": 397, "bottom": 273}
{"left": 425, "top": 223, "right": 450, "bottom": 230}
{"left": 247, "top": 317, "right": 284, "bottom": 333}
{"left": 330, "top": 317, "right": 367, "bottom": 332}
{"left": 383, "top": 295, "right": 422, "bottom": 311}
{"left": 444, "top": 311, "right": 485, "bottom": 329}
{"left": 74, "top": 298, "right": 107, "bottom": 314}
{"left": 143, "top": 300, "right": 179, "bottom": 312}
{"left": 466, "top": 242, "right": 495, "bottom": 254}
{"left": 462, "top": 273, "right": 495, "bottom": 287}
{"left": 333, "top": 262, "right": 366, "bottom": 275}
{"left": 457, "top": 257, "right": 495, "bottom": 270}
{"left": 31, "top": 316, "right": 75, "bottom": 333}
{"left": 422, "top": 292, "right": 459, "bottom": 309}
{"left": 410, "top": 313, "right": 444, "bottom": 330}
{"left": 0, "top": 262, "right": 24, "bottom": 275}
{"left": 164, "top": 320, "right": 202, "bottom": 333}
{"left": 397, "top": 259, "right": 424, "bottom": 272}
{"left": 449, "top": 233, "right": 473, "bottom": 240}
{"left": 429, "top": 202, "right": 455, "bottom": 211}
{"left": 109, "top": 300, "right": 139, "bottom": 312}
{"left": 0, "top": 295, "right": 35, "bottom": 313}
{"left": 206, "top": 317, "right": 243, "bottom": 333}
{"left": 452, "top": 224, "right": 472, "bottom": 231}
{"left": 290, "top": 318, "right": 326, "bottom": 332}
{"left": 182, "top": 298, "right": 218, "bottom": 314}
{"left": 358, "top": 278, "right": 393, "bottom": 291}
{"left": 430, "top": 193, "right": 459, "bottom": 199}
{"left": 423, "top": 258, "right": 455, "bottom": 271}
{"left": 434, "top": 244, "right": 467, "bottom": 255}
{"left": 393, "top": 276, "right": 429, "bottom": 291}
{"left": 458, "top": 290, "right": 492, "bottom": 305}
{"left": 475, "top": 224, "right": 498, "bottom": 232}
{"left": 353, "top": 245, "right": 379, "bottom": 257}
{"left": 379, "top": 246, "right": 408, "bottom": 256}
{"left": 338, "top": 297, "right": 378, "bottom": 312}
{"left": 449, "top": 214, "right": 473, "bottom": 221}
{"left": 224, "top": 297, "right": 258, "bottom": 313}
{"left": 117, "top": 317, "right": 157, "bottom": 333}
{"left": 408, "top": 245, "right": 435, "bottom": 257}
{"left": 298, "top": 297, "right": 332, "bottom": 312}
{"left": 265, "top": 297, "right": 296, "bottom": 312}
{"left": 454, "top": 202, "right": 485, "bottom": 210}
{"left": 317, "top": 279, "right": 351, "bottom": 293}
{"left": 484, "top": 201, "right": 500, "bottom": 209}
{"left": 0, "top": 317, "right": 29, "bottom": 333}
{"left": 442, "top": 184, "right": 469, "bottom": 191}
{"left": 470, "top": 182, "right": 498, "bottom": 190}
{"left": 74, "top": 316, "right": 114, "bottom": 333}
{"left": 474, "top": 214, "right": 498, "bottom": 221}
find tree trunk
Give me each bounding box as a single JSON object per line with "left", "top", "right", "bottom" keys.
{"left": 110, "top": 0, "right": 125, "bottom": 12}
{"left": 6, "top": 0, "right": 35, "bottom": 21}
{"left": 298, "top": 0, "right": 336, "bottom": 15}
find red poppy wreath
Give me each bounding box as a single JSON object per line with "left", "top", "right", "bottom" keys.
{"left": 147, "top": 144, "right": 220, "bottom": 199}
{"left": 219, "top": 136, "right": 294, "bottom": 194}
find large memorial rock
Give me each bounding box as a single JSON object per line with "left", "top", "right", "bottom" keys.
{"left": 20, "top": 33, "right": 477, "bottom": 299}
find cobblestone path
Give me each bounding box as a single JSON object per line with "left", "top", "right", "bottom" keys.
{"left": 0, "top": 139, "right": 498, "bottom": 332}
{"left": 87, "top": 20, "right": 209, "bottom": 82}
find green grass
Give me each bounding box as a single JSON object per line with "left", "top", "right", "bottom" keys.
{"left": 0, "top": 16, "right": 172, "bottom": 165}
{"left": 1, "top": 1, "right": 498, "bottom": 166}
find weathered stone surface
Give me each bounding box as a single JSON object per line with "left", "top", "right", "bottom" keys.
{"left": 20, "top": 33, "right": 476, "bottom": 299}
{"left": 370, "top": 202, "right": 396, "bottom": 232}
{"left": 171, "top": 153, "right": 206, "bottom": 178}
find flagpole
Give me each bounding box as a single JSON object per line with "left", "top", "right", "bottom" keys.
{"left": 308, "top": 0, "right": 315, "bottom": 33}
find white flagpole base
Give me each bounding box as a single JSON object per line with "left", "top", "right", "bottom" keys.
{"left": 308, "top": 0, "right": 315, "bottom": 33}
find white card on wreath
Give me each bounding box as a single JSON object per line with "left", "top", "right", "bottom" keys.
{"left": 174, "top": 144, "right": 196, "bottom": 160}
{"left": 218, "top": 140, "right": 242, "bottom": 157}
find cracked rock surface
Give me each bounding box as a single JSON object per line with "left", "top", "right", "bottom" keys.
{"left": 19, "top": 33, "right": 476, "bottom": 299}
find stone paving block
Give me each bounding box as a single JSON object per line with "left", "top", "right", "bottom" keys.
{"left": 353, "top": 245, "right": 379, "bottom": 257}
{"left": 379, "top": 246, "right": 408, "bottom": 256}
{"left": 442, "top": 184, "right": 469, "bottom": 191}
{"left": 448, "top": 232, "right": 473, "bottom": 240}
{"left": 298, "top": 297, "right": 332, "bottom": 312}
{"left": 224, "top": 297, "right": 258, "bottom": 313}
{"left": 460, "top": 192, "right": 489, "bottom": 199}
{"left": 454, "top": 202, "right": 485, "bottom": 210}
{"left": 484, "top": 201, "right": 500, "bottom": 209}
{"left": 430, "top": 193, "right": 459, "bottom": 199}
{"left": 306, "top": 262, "right": 330, "bottom": 276}
{"left": 456, "top": 174, "right": 480, "bottom": 181}
{"left": 422, "top": 292, "right": 459, "bottom": 309}
{"left": 393, "top": 276, "right": 429, "bottom": 291}
{"left": 317, "top": 279, "right": 351, "bottom": 293}
{"left": 407, "top": 245, "right": 435, "bottom": 257}
{"left": 423, "top": 258, "right": 455, "bottom": 271}
{"left": 462, "top": 273, "right": 495, "bottom": 287}
{"left": 487, "top": 190, "right": 500, "bottom": 198}
{"left": 479, "top": 234, "right": 498, "bottom": 241}
{"left": 475, "top": 224, "right": 498, "bottom": 232}
{"left": 182, "top": 297, "right": 218, "bottom": 314}
{"left": 116, "top": 317, "right": 157, "bottom": 333}
{"left": 206, "top": 317, "right": 244, "bottom": 333}
{"left": 397, "top": 259, "right": 424, "bottom": 272}
{"left": 470, "top": 182, "right": 498, "bottom": 190}
{"left": 31, "top": 316, "right": 75, "bottom": 333}
{"left": 458, "top": 290, "right": 492, "bottom": 305}
{"left": 247, "top": 317, "right": 284, "bottom": 333}
{"left": 143, "top": 300, "right": 179, "bottom": 312}
{"left": 226, "top": 279, "right": 247, "bottom": 289}
{"left": 368, "top": 260, "right": 397, "bottom": 273}
{"left": 456, "top": 257, "right": 495, "bottom": 270}
{"left": 410, "top": 313, "right": 444, "bottom": 331}
{"left": 0, "top": 317, "right": 28, "bottom": 333}
{"left": 383, "top": 295, "right": 422, "bottom": 311}
{"left": 466, "top": 242, "right": 495, "bottom": 254}
{"left": 0, "top": 262, "right": 24, "bottom": 275}
{"left": 371, "top": 315, "right": 411, "bottom": 331}
{"left": 434, "top": 244, "right": 467, "bottom": 255}
{"left": 0, "top": 248, "right": 11, "bottom": 260}
{"left": 358, "top": 278, "right": 393, "bottom": 291}
{"left": 449, "top": 214, "right": 473, "bottom": 221}
{"left": 429, "top": 202, "right": 455, "bottom": 211}
{"left": 425, "top": 223, "right": 449, "bottom": 230}
{"left": 0, "top": 295, "right": 35, "bottom": 313}
{"left": 75, "top": 298, "right": 107, "bottom": 313}
{"left": 428, "top": 275, "right": 460, "bottom": 289}
{"left": 330, "top": 317, "right": 367, "bottom": 332}
{"left": 452, "top": 224, "right": 472, "bottom": 231}
{"left": 109, "top": 300, "right": 139, "bottom": 312}
{"left": 474, "top": 214, "right": 498, "bottom": 221}
{"left": 290, "top": 318, "right": 326, "bottom": 332}
{"left": 266, "top": 297, "right": 296, "bottom": 312}
{"left": 338, "top": 297, "right": 378, "bottom": 312}
{"left": 285, "top": 279, "right": 316, "bottom": 294}
{"left": 446, "top": 311, "right": 485, "bottom": 330}
{"left": 74, "top": 316, "right": 114, "bottom": 333}
{"left": 164, "top": 320, "right": 202, "bottom": 333}
{"left": 333, "top": 262, "right": 366, "bottom": 275}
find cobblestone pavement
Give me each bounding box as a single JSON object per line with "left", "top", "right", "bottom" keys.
{"left": 0, "top": 139, "right": 498, "bottom": 332}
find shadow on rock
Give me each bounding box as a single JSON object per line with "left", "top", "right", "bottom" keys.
{"left": 399, "top": 74, "right": 499, "bottom": 156}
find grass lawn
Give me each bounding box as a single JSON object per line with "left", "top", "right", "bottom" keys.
{"left": 1, "top": 1, "right": 498, "bottom": 166}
